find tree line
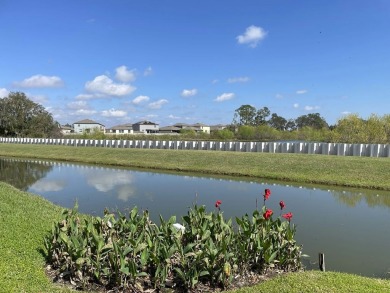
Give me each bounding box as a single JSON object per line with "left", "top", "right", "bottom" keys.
{"left": 1, "top": 92, "right": 390, "bottom": 144}
{"left": 225, "top": 104, "right": 390, "bottom": 144}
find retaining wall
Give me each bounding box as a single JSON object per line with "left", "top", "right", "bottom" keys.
{"left": 0, "top": 137, "right": 389, "bottom": 157}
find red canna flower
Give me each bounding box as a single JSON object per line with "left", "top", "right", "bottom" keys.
{"left": 215, "top": 200, "right": 222, "bottom": 208}
{"left": 263, "top": 209, "right": 273, "bottom": 220}
{"left": 282, "top": 212, "right": 293, "bottom": 222}
{"left": 263, "top": 188, "right": 271, "bottom": 201}
{"left": 279, "top": 200, "right": 285, "bottom": 210}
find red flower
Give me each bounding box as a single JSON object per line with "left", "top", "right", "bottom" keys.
{"left": 263, "top": 188, "right": 271, "bottom": 200}
{"left": 279, "top": 200, "right": 285, "bottom": 210}
{"left": 215, "top": 200, "right": 222, "bottom": 208}
{"left": 263, "top": 209, "right": 273, "bottom": 220}
{"left": 282, "top": 212, "right": 293, "bottom": 222}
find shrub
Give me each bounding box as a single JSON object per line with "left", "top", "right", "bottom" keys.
{"left": 44, "top": 190, "right": 302, "bottom": 291}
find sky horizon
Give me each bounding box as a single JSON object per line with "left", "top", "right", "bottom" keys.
{"left": 1, "top": 0, "right": 389, "bottom": 128}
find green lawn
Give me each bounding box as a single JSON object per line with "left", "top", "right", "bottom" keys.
{"left": 0, "top": 183, "right": 76, "bottom": 293}
{"left": 1, "top": 143, "right": 390, "bottom": 292}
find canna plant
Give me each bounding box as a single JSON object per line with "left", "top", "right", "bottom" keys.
{"left": 44, "top": 189, "right": 302, "bottom": 292}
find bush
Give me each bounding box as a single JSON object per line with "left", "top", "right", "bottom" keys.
{"left": 44, "top": 191, "right": 302, "bottom": 291}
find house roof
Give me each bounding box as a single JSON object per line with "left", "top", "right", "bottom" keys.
{"left": 210, "top": 124, "right": 227, "bottom": 130}
{"left": 173, "top": 123, "right": 191, "bottom": 127}
{"left": 192, "top": 123, "right": 208, "bottom": 127}
{"left": 108, "top": 123, "right": 133, "bottom": 130}
{"left": 159, "top": 126, "right": 181, "bottom": 131}
{"left": 73, "top": 119, "right": 104, "bottom": 126}
{"left": 134, "top": 120, "right": 158, "bottom": 125}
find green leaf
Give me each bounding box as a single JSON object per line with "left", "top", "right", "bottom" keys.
{"left": 120, "top": 267, "right": 130, "bottom": 275}
{"left": 268, "top": 251, "right": 278, "bottom": 263}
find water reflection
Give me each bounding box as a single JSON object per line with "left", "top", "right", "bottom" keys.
{"left": 1, "top": 157, "right": 390, "bottom": 279}
{"left": 0, "top": 157, "right": 53, "bottom": 191}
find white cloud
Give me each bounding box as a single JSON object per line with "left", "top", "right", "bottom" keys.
{"left": 132, "top": 95, "right": 150, "bottom": 105}
{"left": 181, "top": 89, "right": 197, "bottom": 97}
{"left": 296, "top": 89, "right": 308, "bottom": 94}
{"left": 28, "top": 94, "right": 48, "bottom": 104}
{"left": 101, "top": 108, "right": 127, "bottom": 117}
{"left": 293, "top": 103, "right": 299, "bottom": 108}
{"left": 304, "top": 105, "right": 320, "bottom": 111}
{"left": 168, "top": 114, "right": 181, "bottom": 119}
{"left": 117, "top": 185, "right": 136, "bottom": 201}
{"left": 212, "top": 79, "right": 219, "bottom": 84}
{"left": 75, "top": 94, "right": 97, "bottom": 100}
{"left": 275, "top": 93, "right": 283, "bottom": 99}
{"left": 341, "top": 111, "right": 351, "bottom": 115}
{"left": 67, "top": 100, "right": 88, "bottom": 109}
{"left": 15, "top": 74, "right": 64, "bottom": 88}
{"left": 214, "top": 93, "right": 235, "bottom": 102}
{"left": 144, "top": 66, "right": 153, "bottom": 76}
{"left": 237, "top": 25, "right": 267, "bottom": 48}
{"left": 72, "top": 109, "right": 97, "bottom": 116}
{"left": 115, "top": 65, "right": 136, "bottom": 82}
{"left": 227, "top": 77, "right": 249, "bottom": 83}
{"left": 31, "top": 180, "right": 65, "bottom": 192}
{"left": 84, "top": 171, "right": 134, "bottom": 193}
{"left": 85, "top": 75, "right": 136, "bottom": 96}
{"left": 0, "top": 88, "right": 9, "bottom": 98}
{"left": 148, "top": 99, "right": 168, "bottom": 109}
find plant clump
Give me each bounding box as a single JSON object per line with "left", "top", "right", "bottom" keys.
{"left": 44, "top": 190, "right": 302, "bottom": 292}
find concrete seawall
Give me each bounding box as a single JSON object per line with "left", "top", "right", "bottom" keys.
{"left": 1, "top": 137, "right": 389, "bottom": 157}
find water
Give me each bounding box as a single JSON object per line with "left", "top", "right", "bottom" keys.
{"left": 1, "top": 157, "right": 390, "bottom": 278}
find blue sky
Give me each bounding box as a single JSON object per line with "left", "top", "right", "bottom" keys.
{"left": 1, "top": 0, "right": 389, "bottom": 127}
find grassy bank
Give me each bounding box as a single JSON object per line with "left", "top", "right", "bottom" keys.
{"left": 1, "top": 181, "right": 390, "bottom": 292}
{"left": 0, "top": 182, "right": 75, "bottom": 292}
{"left": 1, "top": 143, "right": 390, "bottom": 190}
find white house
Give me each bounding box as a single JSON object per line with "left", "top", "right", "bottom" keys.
{"left": 73, "top": 119, "right": 105, "bottom": 134}
{"left": 106, "top": 123, "right": 133, "bottom": 135}
{"left": 173, "top": 122, "right": 210, "bottom": 133}
{"left": 192, "top": 123, "right": 210, "bottom": 134}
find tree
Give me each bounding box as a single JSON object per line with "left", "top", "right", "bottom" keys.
{"left": 0, "top": 92, "right": 61, "bottom": 137}
{"left": 254, "top": 107, "right": 270, "bottom": 125}
{"left": 236, "top": 125, "right": 255, "bottom": 140}
{"left": 285, "top": 119, "right": 297, "bottom": 131}
{"left": 295, "top": 113, "right": 328, "bottom": 130}
{"left": 233, "top": 104, "right": 257, "bottom": 126}
{"left": 268, "top": 113, "right": 288, "bottom": 130}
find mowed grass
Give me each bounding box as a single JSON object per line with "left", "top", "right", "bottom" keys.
{"left": 0, "top": 183, "right": 76, "bottom": 293}
{"left": 231, "top": 271, "right": 390, "bottom": 293}
{"left": 1, "top": 143, "right": 390, "bottom": 190}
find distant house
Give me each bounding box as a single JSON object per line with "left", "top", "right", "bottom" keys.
{"left": 173, "top": 122, "right": 210, "bottom": 133}
{"left": 60, "top": 125, "right": 73, "bottom": 134}
{"left": 159, "top": 126, "right": 181, "bottom": 134}
{"left": 73, "top": 119, "right": 105, "bottom": 134}
{"left": 210, "top": 124, "right": 227, "bottom": 131}
{"left": 132, "top": 121, "right": 159, "bottom": 133}
{"left": 173, "top": 123, "right": 191, "bottom": 129}
{"left": 106, "top": 123, "right": 133, "bottom": 135}
{"left": 192, "top": 123, "right": 210, "bottom": 134}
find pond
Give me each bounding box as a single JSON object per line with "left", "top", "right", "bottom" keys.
{"left": 1, "top": 157, "right": 390, "bottom": 279}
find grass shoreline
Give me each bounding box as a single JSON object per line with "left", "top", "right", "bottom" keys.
{"left": 1, "top": 143, "right": 390, "bottom": 190}
{"left": 2, "top": 143, "right": 390, "bottom": 292}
